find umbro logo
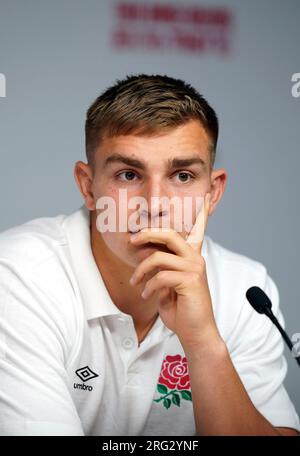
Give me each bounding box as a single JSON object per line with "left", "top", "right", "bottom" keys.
{"left": 74, "top": 366, "right": 99, "bottom": 392}
{"left": 76, "top": 366, "right": 99, "bottom": 382}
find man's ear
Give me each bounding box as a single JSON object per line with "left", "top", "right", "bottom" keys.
{"left": 208, "top": 168, "right": 227, "bottom": 216}
{"left": 74, "top": 161, "right": 96, "bottom": 210}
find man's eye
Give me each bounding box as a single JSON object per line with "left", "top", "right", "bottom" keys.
{"left": 174, "top": 172, "right": 194, "bottom": 183}
{"left": 116, "top": 171, "right": 139, "bottom": 182}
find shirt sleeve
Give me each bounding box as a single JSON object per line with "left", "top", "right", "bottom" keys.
{"left": 229, "top": 268, "right": 300, "bottom": 432}
{"left": 0, "top": 261, "right": 84, "bottom": 436}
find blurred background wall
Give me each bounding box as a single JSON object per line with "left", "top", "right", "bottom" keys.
{"left": 0, "top": 0, "right": 299, "bottom": 415}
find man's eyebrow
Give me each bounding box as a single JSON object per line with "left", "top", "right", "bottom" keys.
{"left": 103, "top": 153, "right": 207, "bottom": 170}
{"left": 103, "top": 153, "right": 146, "bottom": 170}
{"left": 168, "top": 157, "right": 207, "bottom": 169}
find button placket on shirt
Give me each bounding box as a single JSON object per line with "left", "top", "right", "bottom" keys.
{"left": 117, "top": 314, "right": 156, "bottom": 380}
{"left": 116, "top": 315, "right": 137, "bottom": 350}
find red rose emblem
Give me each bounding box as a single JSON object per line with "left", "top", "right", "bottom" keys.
{"left": 158, "top": 354, "right": 190, "bottom": 390}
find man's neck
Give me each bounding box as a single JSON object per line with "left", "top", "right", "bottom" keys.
{"left": 89, "top": 211, "right": 160, "bottom": 343}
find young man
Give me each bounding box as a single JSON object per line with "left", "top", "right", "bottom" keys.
{"left": 0, "top": 74, "right": 299, "bottom": 436}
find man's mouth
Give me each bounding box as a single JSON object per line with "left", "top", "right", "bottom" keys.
{"left": 128, "top": 227, "right": 169, "bottom": 234}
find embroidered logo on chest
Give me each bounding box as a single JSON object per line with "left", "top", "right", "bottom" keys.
{"left": 73, "top": 365, "right": 99, "bottom": 392}
{"left": 154, "top": 354, "right": 192, "bottom": 409}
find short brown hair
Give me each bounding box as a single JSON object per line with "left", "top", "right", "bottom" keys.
{"left": 85, "top": 74, "right": 218, "bottom": 168}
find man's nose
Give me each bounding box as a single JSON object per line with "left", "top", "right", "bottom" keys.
{"left": 139, "top": 179, "right": 170, "bottom": 225}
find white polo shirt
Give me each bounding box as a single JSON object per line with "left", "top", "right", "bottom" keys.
{"left": 0, "top": 204, "right": 299, "bottom": 436}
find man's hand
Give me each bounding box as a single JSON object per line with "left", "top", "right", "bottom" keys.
{"left": 129, "top": 192, "right": 220, "bottom": 348}
{"left": 129, "top": 192, "right": 297, "bottom": 435}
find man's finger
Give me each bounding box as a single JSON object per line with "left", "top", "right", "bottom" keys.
{"left": 185, "top": 192, "right": 211, "bottom": 253}
{"left": 130, "top": 228, "right": 191, "bottom": 258}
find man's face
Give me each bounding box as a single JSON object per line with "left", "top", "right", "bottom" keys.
{"left": 90, "top": 119, "right": 212, "bottom": 268}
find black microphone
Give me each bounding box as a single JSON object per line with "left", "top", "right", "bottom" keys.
{"left": 246, "top": 286, "right": 300, "bottom": 367}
